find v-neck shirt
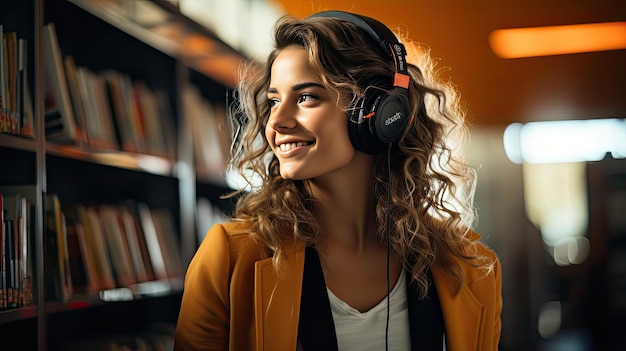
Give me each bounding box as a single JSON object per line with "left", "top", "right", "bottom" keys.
{"left": 327, "top": 268, "right": 411, "bottom": 350}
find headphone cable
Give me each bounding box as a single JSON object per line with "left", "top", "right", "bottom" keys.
{"left": 385, "top": 141, "right": 392, "bottom": 351}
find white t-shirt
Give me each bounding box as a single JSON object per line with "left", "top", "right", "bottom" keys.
{"left": 327, "top": 270, "right": 411, "bottom": 351}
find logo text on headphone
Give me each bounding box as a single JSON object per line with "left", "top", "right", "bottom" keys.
{"left": 393, "top": 44, "right": 406, "bottom": 72}
{"left": 385, "top": 112, "right": 403, "bottom": 126}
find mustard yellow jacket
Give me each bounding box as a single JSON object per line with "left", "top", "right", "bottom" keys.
{"left": 174, "top": 221, "right": 502, "bottom": 351}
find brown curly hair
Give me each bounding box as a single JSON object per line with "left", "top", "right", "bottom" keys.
{"left": 226, "top": 14, "right": 490, "bottom": 297}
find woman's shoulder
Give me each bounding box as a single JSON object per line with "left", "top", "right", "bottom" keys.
{"left": 202, "top": 220, "right": 253, "bottom": 241}
{"left": 466, "top": 230, "right": 498, "bottom": 261}
{"left": 197, "top": 220, "right": 267, "bottom": 261}
{"left": 216, "top": 220, "right": 254, "bottom": 236}
{"left": 459, "top": 230, "right": 501, "bottom": 284}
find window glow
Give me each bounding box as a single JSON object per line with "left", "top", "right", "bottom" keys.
{"left": 504, "top": 118, "right": 626, "bottom": 164}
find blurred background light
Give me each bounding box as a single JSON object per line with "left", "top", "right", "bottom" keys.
{"left": 538, "top": 300, "right": 562, "bottom": 338}
{"left": 504, "top": 118, "right": 626, "bottom": 164}
{"left": 490, "top": 21, "right": 626, "bottom": 58}
{"left": 522, "top": 162, "right": 589, "bottom": 263}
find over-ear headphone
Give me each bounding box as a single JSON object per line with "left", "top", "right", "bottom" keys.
{"left": 308, "top": 11, "right": 412, "bottom": 154}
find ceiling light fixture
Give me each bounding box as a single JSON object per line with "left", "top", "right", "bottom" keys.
{"left": 503, "top": 118, "right": 626, "bottom": 164}
{"left": 489, "top": 21, "right": 626, "bottom": 58}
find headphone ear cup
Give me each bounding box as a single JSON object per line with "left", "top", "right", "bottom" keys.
{"left": 348, "top": 88, "right": 411, "bottom": 154}
{"left": 348, "top": 89, "right": 387, "bottom": 154}
{"left": 374, "top": 90, "right": 410, "bottom": 144}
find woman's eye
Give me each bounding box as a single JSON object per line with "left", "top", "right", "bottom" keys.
{"left": 298, "top": 93, "right": 317, "bottom": 104}
{"left": 268, "top": 98, "right": 280, "bottom": 108}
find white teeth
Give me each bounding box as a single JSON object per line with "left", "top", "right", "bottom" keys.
{"left": 279, "top": 141, "right": 309, "bottom": 152}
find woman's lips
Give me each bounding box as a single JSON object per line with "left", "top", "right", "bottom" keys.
{"left": 277, "top": 141, "right": 313, "bottom": 156}
{"left": 279, "top": 141, "right": 311, "bottom": 152}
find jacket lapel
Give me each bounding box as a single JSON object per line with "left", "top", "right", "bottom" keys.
{"left": 406, "top": 270, "right": 445, "bottom": 350}
{"left": 298, "top": 247, "right": 338, "bottom": 350}
{"left": 254, "top": 245, "right": 305, "bottom": 350}
{"left": 432, "top": 266, "right": 485, "bottom": 351}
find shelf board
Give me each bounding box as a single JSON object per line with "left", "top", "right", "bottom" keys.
{"left": 46, "top": 143, "right": 177, "bottom": 176}
{"left": 43, "top": 278, "right": 184, "bottom": 314}
{"left": 100, "top": 277, "right": 183, "bottom": 302}
{"left": 0, "top": 134, "right": 38, "bottom": 152}
{"left": 0, "top": 305, "right": 38, "bottom": 324}
{"left": 68, "top": 0, "right": 249, "bottom": 87}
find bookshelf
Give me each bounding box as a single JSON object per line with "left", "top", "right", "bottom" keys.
{"left": 0, "top": 0, "right": 245, "bottom": 350}
{"left": 587, "top": 158, "right": 626, "bottom": 350}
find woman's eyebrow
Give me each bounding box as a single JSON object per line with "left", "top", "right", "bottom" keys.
{"left": 267, "top": 82, "right": 325, "bottom": 94}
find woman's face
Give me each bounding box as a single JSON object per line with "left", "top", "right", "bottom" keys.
{"left": 265, "top": 46, "right": 356, "bottom": 180}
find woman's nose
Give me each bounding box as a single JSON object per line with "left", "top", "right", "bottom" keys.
{"left": 268, "top": 102, "right": 297, "bottom": 131}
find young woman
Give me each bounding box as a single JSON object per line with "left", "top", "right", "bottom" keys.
{"left": 174, "top": 10, "right": 501, "bottom": 351}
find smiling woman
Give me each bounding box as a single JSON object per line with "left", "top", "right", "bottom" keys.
{"left": 174, "top": 10, "right": 502, "bottom": 351}
{"left": 265, "top": 46, "right": 356, "bottom": 180}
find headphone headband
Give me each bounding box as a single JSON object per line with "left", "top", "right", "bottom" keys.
{"left": 308, "top": 11, "right": 409, "bottom": 86}
{"left": 307, "top": 10, "right": 413, "bottom": 154}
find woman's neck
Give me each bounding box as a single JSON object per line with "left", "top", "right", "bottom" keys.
{"left": 309, "top": 153, "right": 378, "bottom": 251}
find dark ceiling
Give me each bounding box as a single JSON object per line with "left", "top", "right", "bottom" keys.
{"left": 272, "top": 0, "right": 626, "bottom": 126}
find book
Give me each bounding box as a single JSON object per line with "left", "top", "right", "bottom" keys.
{"left": 64, "top": 206, "right": 96, "bottom": 293}
{"left": 2, "top": 193, "right": 23, "bottom": 308}
{"left": 65, "top": 222, "right": 89, "bottom": 294}
{"left": 136, "top": 202, "right": 168, "bottom": 280}
{"left": 76, "top": 204, "right": 116, "bottom": 291}
{"left": 151, "top": 208, "right": 183, "bottom": 279}
{"left": 62, "top": 202, "right": 178, "bottom": 293}
{"left": 0, "top": 25, "right": 6, "bottom": 134}
{"left": 132, "top": 82, "right": 150, "bottom": 154}
{"left": 0, "top": 30, "right": 33, "bottom": 137}
{"left": 44, "top": 194, "right": 73, "bottom": 301}
{"left": 63, "top": 55, "right": 89, "bottom": 146}
{"left": 64, "top": 205, "right": 102, "bottom": 293}
{"left": 154, "top": 90, "right": 177, "bottom": 159}
{"left": 20, "top": 67, "right": 34, "bottom": 138}
{"left": 88, "top": 69, "right": 119, "bottom": 150}
{"left": 135, "top": 83, "right": 176, "bottom": 158}
{"left": 3, "top": 202, "right": 15, "bottom": 308}
{"left": 16, "top": 37, "right": 34, "bottom": 138}
{"left": 117, "top": 207, "right": 152, "bottom": 283}
{"left": 185, "top": 85, "right": 227, "bottom": 180}
{"left": 2, "top": 31, "right": 17, "bottom": 135}
{"left": 1, "top": 193, "right": 6, "bottom": 309}
{"left": 97, "top": 205, "right": 136, "bottom": 286}
{"left": 74, "top": 65, "right": 117, "bottom": 150}
{"left": 0, "top": 186, "right": 36, "bottom": 309}
{"left": 43, "top": 22, "right": 77, "bottom": 143}
{"left": 102, "top": 70, "right": 144, "bottom": 153}
{"left": 17, "top": 195, "right": 31, "bottom": 306}
{"left": 122, "top": 201, "right": 156, "bottom": 282}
